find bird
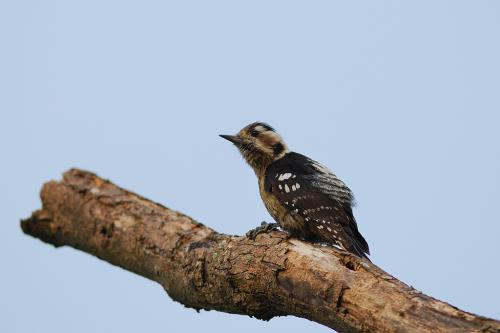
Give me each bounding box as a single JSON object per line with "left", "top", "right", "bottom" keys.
{"left": 220, "top": 122, "right": 370, "bottom": 260}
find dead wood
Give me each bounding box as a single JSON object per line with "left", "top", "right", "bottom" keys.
{"left": 21, "top": 169, "right": 500, "bottom": 333}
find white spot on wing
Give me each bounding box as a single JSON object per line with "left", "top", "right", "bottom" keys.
{"left": 332, "top": 243, "right": 344, "bottom": 250}
{"left": 291, "top": 185, "right": 296, "bottom": 191}
{"left": 278, "top": 173, "right": 292, "bottom": 181}
{"left": 284, "top": 184, "right": 290, "bottom": 193}
{"left": 295, "top": 183, "right": 300, "bottom": 189}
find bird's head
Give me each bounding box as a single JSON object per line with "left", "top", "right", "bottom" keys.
{"left": 220, "top": 122, "right": 289, "bottom": 174}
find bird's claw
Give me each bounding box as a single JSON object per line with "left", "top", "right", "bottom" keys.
{"left": 246, "top": 221, "right": 280, "bottom": 240}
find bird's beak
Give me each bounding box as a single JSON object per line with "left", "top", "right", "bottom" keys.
{"left": 219, "top": 134, "right": 243, "bottom": 145}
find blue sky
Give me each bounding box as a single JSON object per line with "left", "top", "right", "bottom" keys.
{"left": 1, "top": 1, "right": 499, "bottom": 332}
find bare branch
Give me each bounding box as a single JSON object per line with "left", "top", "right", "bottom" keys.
{"left": 21, "top": 169, "right": 500, "bottom": 333}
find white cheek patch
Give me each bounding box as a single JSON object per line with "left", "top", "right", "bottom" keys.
{"left": 265, "top": 131, "right": 282, "bottom": 141}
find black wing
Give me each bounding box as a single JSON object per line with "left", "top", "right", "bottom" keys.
{"left": 265, "top": 152, "right": 370, "bottom": 258}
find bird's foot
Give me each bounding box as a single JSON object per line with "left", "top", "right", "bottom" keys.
{"left": 246, "top": 221, "right": 280, "bottom": 240}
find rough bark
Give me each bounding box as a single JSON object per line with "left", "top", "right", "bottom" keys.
{"left": 21, "top": 169, "right": 499, "bottom": 333}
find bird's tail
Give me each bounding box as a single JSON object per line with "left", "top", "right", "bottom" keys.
{"left": 349, "top": 243, "right": 371, "bottom": 262}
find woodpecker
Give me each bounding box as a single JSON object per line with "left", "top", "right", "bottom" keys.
{"left": 220, "top": 122, "right": 370, "bottom": 259}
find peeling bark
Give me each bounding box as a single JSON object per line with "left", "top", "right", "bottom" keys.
{"left": 21, "top": 169, "right": 500, "bottom": 333}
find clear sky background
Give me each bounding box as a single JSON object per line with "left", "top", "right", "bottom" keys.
{"left": 1, "top": 1, "right": 499, "bottom": 332}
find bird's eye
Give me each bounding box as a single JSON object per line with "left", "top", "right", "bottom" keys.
{"left": 250, "top": 130, "right": 259, "bottom": 137}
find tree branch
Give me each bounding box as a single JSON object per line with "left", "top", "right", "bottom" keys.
{"left": 21, "top": 169, "right": 500, "bottom": 333}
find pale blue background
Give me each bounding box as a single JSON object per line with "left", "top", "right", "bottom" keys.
{"left": 1, "top": 1, "right": 499, "bottom": 332}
